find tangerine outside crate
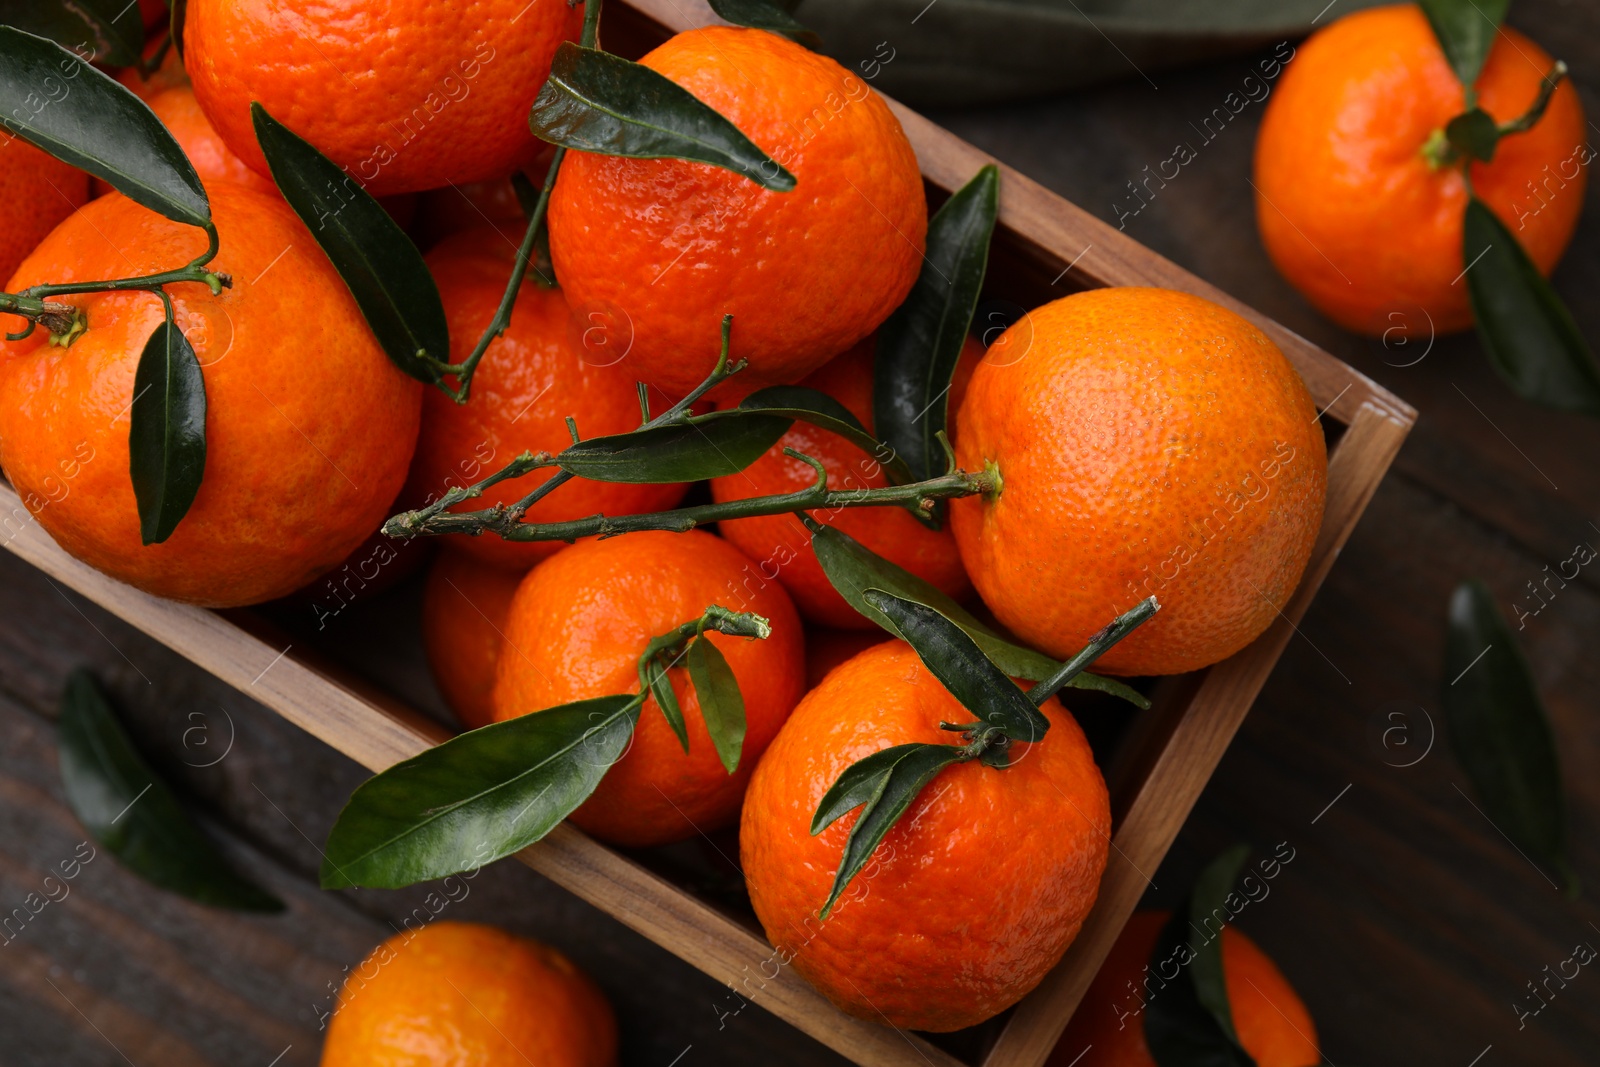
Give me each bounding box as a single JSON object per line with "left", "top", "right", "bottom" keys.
{"left": 0, "top": 2, "right": 1416, "bottom": 1065}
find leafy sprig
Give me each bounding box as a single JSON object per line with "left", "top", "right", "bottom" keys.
{"left": 319, "top": 604, "right": 769, "bottom": 889}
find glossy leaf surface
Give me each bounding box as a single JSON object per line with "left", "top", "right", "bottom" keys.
{"left": 1419, "top": 0, "right": 1509, "bottom": 89}
{"left": 253, "top": 104, "right": 449, "bottom": 386}
{"left": 686, "top": 638, "right": 747, "bottom": 774}
{"left": 557, "top": 414, "right": 791, "bottom": 483}
{"left": 129, "top": 320, "right": 206, "bottom": 546}
{"left": 1462, "top": 197, "right": 1600, "bottom": 415}
{"left": 528, "top": 43, "right": 795, "bottom": 192}
{"left": 708, "top": 0, "right": 823, "bottom": 49}
{"left": 57, "top": 670, "right": 282, "bottom": 912}
{"left": 1442, "top": 579, "right": 1573, "bottom": 893}
{"left": 863, "top": 589, "right": 1050, "bottom": 742}
{"left": 874, "top": 165, "right": 998, "bottom": 482}
{"left": 321, "top": 696, "right": 638, "bottom": 889}
{"left": 0, "top": 27, "right": 208, "bottom": 226}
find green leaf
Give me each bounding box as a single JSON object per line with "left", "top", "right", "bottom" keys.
{"left": 1145, "top": 910, "right": 1257, "bottom": 1067}
{"left": 1462, "top": 197, "right": 1600, "bottom": 415}
{"left": 820, "top": 742, "right": 963, "bottom": 917}
{"left": 809, "top": 524, "right": 1149, "bottom": 708}
{"left": 556, "top": 414, "right": 791, "bottom": 483}
{"left": 129, "top": 319, "right": 206, "bottom": 546}
{"left": 321, "top": 696, "right": 639, "bottom": 889}
{"left": 0, "top": 0, "right": 145, "bottom": 67}
{"left": 528, "top": 43, "right": 796, "bottom": 193}
{"left": 707, "top": 0, "right": 823, "bottom": 50}
{"left": 1187, "top": 845, "right": 1253, "bottom": 1045}
{"left": 1442, "top": 579, "right": 1574, "bottom": 894}
{"left": 733, "top": 385, "right": 913, "bottom": 484}
{"left": 810, "top": 743, "right": 928, "bottom": 834}
{"left": 0, "top": 27, "right": 209, "bottom": 227}
{"left": 1419, "top": 0, "right": 1509, "bottom": 89}
{"left": 641, "top": 656, "right": 689, "bottom": 753}
{"left": 874, "top": 164, "right": 998, "bottom": 482}
{"left": 251, "top": 104, "right": 449, "bottom": 387}
{"left": 171, "top": 0, "right": 188, "bottom": 62}
{"left": 1444, "top": 108, "right": 1500, "bottom": 162}
{"left": 862, "top": 589, "right": 1051, "bottom": 742}
{"left": 686, "top": 638, "right": 746, "bottom": 774}
{"left": 56, "top": 670, "right": 282, "bottom": 912}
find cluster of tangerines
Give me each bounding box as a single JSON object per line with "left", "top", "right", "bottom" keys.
{"left": 0, "top": 0, "right": 1578, "bottom": 1064}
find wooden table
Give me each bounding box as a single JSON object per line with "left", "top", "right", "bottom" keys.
{"left": 4, "top": 5, "right": 1598, "bottom": 1062}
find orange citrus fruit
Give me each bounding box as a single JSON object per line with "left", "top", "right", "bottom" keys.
{"left": 184, "top": 0, "right": 584, "bottom": 196}
{"left": 548, "top": 26, "right": 926, "bottom": 400}
{"left": 320, "top": 921, "right": 617, "bottom": 1067}
{"left": 950, "top": 287, "right": 1326, "bottom": 676}
{"left": 422, "top": 547, "right": 529, "bottom": 731}
{"left": 0, "top": 133, "right": 89, "bottom": 287}
{"left": 117, "top": 37, "right": 188, "bottom": 102}
{"left": 146, "top": 87, "right": 279, "bottom": 197}
{"left": 740, "top": 639, "right": 1111, "bottom": 1031}
{"left": 1051, "top": 911, "right": 1319, "bottom": 1067}
{"left": 0, "top": 185, "right": 422, "bottom": 606}
{"left": 711, "top": 334, "right": 979, "bottom": 628}
{"left": 1253, "top": 4, "right": 1586, "bottom": 336}
{"left": 493, "top": 530, "right": 804, "bottom": 847}
{"left": 404, "top": 230, "right": 689, "bottom": 570}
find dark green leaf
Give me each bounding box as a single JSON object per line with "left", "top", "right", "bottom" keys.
{"left": 0, "top": 0, "right": 144, "bottom": 67}
{"left": 862, "top": 589, "right": 1050, "bottom": 742}
{"left": 529, "top": 43, "right": 795, "bottom": 192}
{"left": 686, "top": 638, "right": 746, "bottom": 774}
{"left": 874, "top": 165, "right": 998, "bottom": 482}
{"left": 171, "top": 0, "right": 187, "bottom": 62}
{"left": 1187, "top": 844, "right": 1253, "bottom": 1045}
{"left": 733, "top": 385, "right": 912, "bottom": 484}
{"left": 810, "top": 743, "right": 928, "bottom": 834}
{"left": 129, "top": 319, "right": 206, "bottom": 546}
{"left": 1442, "top": 579, "right": 1573, "bottom": 893}
{"left": 707, "top": 0, "right": 823, "bottom": 50}
{"left": 1419, "top": 0, "right": 1509, "bottom": 89}
{"left": 251, "top": 104, "right": 448, "bottom": 386}
{"left": 57, "top": 670, "right": 282, "bottom": 912}
{"left": 821, "top": 743, "right": 962, "bottom": 917}
{"left": 642, "top": 657, "right": 689, "bottom": 753}
{"left": 0, "top": 27, "right": 209, "bottom": 226}
{"left": 1463, "top": 197, "right": 1600, "bottom": 415}
{"left": 321, "top": 696, "right": 638, "bottom": 889}
{"left": 810, "top": 524, "right": 1148, "bottom": 707}
{"left": 557, "top": 414, "right": 791, "bottom": 483}
{"left": 1144, "top": 908, "right": 1257, "bottom": 1067}
{"left": 1444, "top": 108, "right": 1499, "bottom": 162}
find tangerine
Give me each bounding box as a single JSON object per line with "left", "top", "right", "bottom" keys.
{"left": 1051, "top": 911, "right": 1319, "bottom": 1067}
{"left": 0, "top": 133, "right": 89, "bottom": 287}
{"left": 0, "top": 184, "right": 422, "bottom": 606}
{"left": 422, "top": 547, "right": 529, "bottom": 731}
{"left": 184, "top": 0, "right": 583, "bottom": 196}
{"left": 740, "top": 639, "right": 1111, "bottom": 1031}
{"left": 1253, "top": 4, "right": 1586, "bottom": 335}
{"left": 950, "top": 287, "right": 1326, "bottom": 676}
{"left": 404, "top": 230, "right": 689, "bottom": 570}
{"left": 144, "top": 87, "right": 278, "bottom": 197}
{"left": 492, "top": 530, "right": 804, "bottom": 848}
{"left": 548, "top": 26, "right": 926, "bottom": 400}
{"left": 320, "top": 921, "right": 617, "bottom": 1067}
{"left": 711, "top": 334, "right": 979, "bottom": 628}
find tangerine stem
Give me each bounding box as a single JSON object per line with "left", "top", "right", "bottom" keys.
{"left": 1025, "top": 597, "right": 1159, "bottom": 706}
{"left": 437, "top": 0, "right": 605, "bottom": 403}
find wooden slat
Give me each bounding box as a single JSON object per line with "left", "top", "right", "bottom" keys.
{"left": 982, "top": 402, "right": 1412, "bottom": 1067}
{"left": 0, "top": 486, "right": 962, "bottom": 1067}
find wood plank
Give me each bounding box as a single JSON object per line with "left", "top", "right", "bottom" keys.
{"left": 0, "top": 487, "right": 962, "bottom": 1067}
{"left": 983, "top": 401, "right": 1411, "bottom": 1066}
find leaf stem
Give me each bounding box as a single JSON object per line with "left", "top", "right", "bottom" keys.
{"left": 1026, "top": 596, "right": 1159, "bottom": 705}
{"left": 435, "top": 0, "right": 604, "bottom": 403}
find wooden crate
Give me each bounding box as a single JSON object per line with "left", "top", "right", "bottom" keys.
{"left": 0, "top": 2, "right": 1415, "bottom": 1064}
